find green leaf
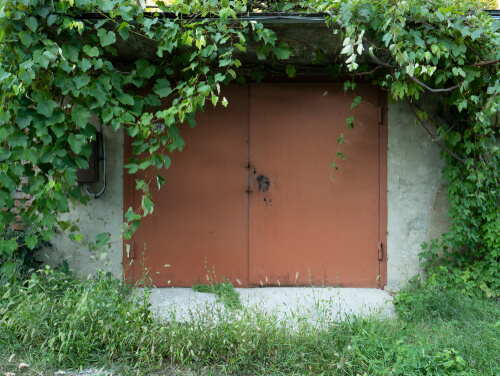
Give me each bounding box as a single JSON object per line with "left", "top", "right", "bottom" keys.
{"left": 214, "top": 73, "right": 226, "bottom": 82}
{"left": 163, "top": 155, "right": 171, "bottom": 169}
{"left": 124, "top": 163, "right": 139, "bottom": 174}
{"left": 9, "top": 132, "right": 29, "bottom": 148}
{"left": 63, "top": 44, "right": 80, "bottom": 62}
{"left": 78, "top": 59, "right": 92, "bottom": 72}
{"left": 346, "top": 116, "right": 354, "bottom": 129}
{"left": 92, "top": 84, "right": 107, "bottom": 107}
{"left": 26, "top": 16, "right": 38, "bottom": 32}
{"left": 141, "top": 195, "right": 154, "bottom": 215}
{"left": 38, "top": 100, "right": 58, "bottom": 117}
{"left": 68, "top": 133, "right": 83, "bottom": 154}
{"left": 83, "top": 45, "right": 99, "bottom": 57}
{"left": 1, "top": 261, "right": 16, "bottom": 282}
{"left": 52, "top": 123, "right": 66, "bottom": 138}
{"left": 19, "top": 30, "right": 33, "bottom": 47}
{"left": 255, "top": 46, "right": 267, "bottom": 60}
{"left": 118, "top": 22, "right": 130, "bottom": 40}
{"left": 16, "top": 114, "right": 32, "bottom": 129}
{"left": 98, "top": 29, "right": 116, "bottom": 47}
{"left": 235, "top": 43, "right": 246, "bottom": 52}
{"left": 219, "top": 8, "right": 231, "bottom": 21}
{"left": 117, "top": 92, "right": 134, "bottom": 106}
{"left": 0, "top": 190, "right": 13, "bottom": 208}
{"left": 33, "top": 50, "right": 50, "bottom": 68}
{"left": 95, "top": 19, "right": 108, "bottom": 29}
{"left": 71, "top": 233, "right": 83, "bottom": 243}
{"left": 471, "top": 29, "right": 483, "bottom": 41}
{"left": 351, "top": 96, "right": 362, "bottom": 109}
{"left": 0, "top": 68, "right": 11, "bottom": 83}
{"left": 219, "top": 57, "right": 232, "bottom": 67}
{"left": 273, "top": 43, "right": 293, "bottom": 60}
{"left": 448, "top": 132, "right": 461, "bottom": 146}
{"left": 153, "top": 78, "right": 172, "bottom": 98}
{"left": 135, "top": 59, "right": 155, "bottom": 78}
{"left": 227, "top": 69, "right": 236, "bottom": 79}
{"left": 47, "top": 14, "right": 57, "bottom": 26}
{"left": 74, "top": 74, "right": 90, "bottom": 89}
{"left": 95, "top": 232, "right": 110, "bottom": 248}
{"left": 211, "top": 93, "right": 218, "bottom": 106}
{"left": 406, "top": 64, "right": 414, "bottom": 77}
{"left": 0, "top": 147, "right": 11, "bottom": 161}
{"left": 102, "top": 108, "right": 113, "bottom": 123}
{"left": 72, "top": 105, "right": 91, "bottom": 128}
{"left": 157, "top": 174, "right": 165, "bottom": 190}
{"left": 25, "top": 234, "right": 38, "bottom": 250}
{"left": 286, "top": 64, "right": 296, "bottom": 78}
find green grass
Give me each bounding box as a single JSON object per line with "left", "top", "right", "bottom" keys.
{"left": 1, "top": 269, "right": 499, "bottom": 376}
{"left": 192, "top": 280, "right": 242, "bottom": 310}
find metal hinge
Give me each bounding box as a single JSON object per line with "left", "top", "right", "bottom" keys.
{"left": 126, "top": 242, "right": 135, "bottom": 260}
{"left": 377, "top": 241, "right": 383, "bottom": 261}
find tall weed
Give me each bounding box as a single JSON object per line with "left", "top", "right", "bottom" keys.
{"left": 1, "top": 269, "right": 499, "bottom": 375}
{"left": 0, "top": 268, "right": 155, "bottom": 369}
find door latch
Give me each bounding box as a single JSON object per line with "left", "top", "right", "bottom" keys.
{"left": 377, "top": 241, "right": 383, "bottom": 261}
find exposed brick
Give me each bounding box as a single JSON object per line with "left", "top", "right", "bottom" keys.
{"left": 6, "top": 184, "right": 34, "bottom": 232}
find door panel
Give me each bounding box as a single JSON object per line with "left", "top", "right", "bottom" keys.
{"left": 125, "top": 85, "right": 250, "bottom": 287}
{"left": 248, "top": 82, "right": 380, "bottom": 287}
{"left": 124, "top": 83, "right": 384, "bottom": 288}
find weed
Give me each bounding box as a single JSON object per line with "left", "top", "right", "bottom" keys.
{"left": 1, "top": 269, "right": 499, "bottom": 376}
{"left": 0, "top": 267, "right": 155, "bottom": 371}
{"left": 192, "top": 282, "right": 241, "bottom": 311}
{"left": 191, "top": 262, "right": 242, "bottom": 310}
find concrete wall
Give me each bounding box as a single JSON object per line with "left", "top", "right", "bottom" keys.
{"left": 37, "top": 99, "right": 451, "bottom": 289}
{"left": 35, "top": 118, "right": 124, "bottom": 279}
{"left": 385, "top": 100, "right": 449, "bottom": 291}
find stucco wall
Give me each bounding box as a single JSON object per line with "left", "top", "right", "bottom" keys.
{"left": 35, "top": 119, "right": 124, "bottom": 278}
{"left": 386, "top": 100, "right": 449, "bottom": 291}
{"left": 37, "top": 99, "right": 451, "bottom": 289}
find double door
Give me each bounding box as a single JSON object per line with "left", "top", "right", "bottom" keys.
{"left": 124, "top": 82, "right": 386, "bottom": 287}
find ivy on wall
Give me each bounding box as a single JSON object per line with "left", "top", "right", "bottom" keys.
{"left": 0, "top": 0, "right": 499, "bottom": 295}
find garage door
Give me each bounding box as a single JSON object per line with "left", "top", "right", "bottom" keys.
{"left": 124, "top": 82, "right": 387, "bottom": 288}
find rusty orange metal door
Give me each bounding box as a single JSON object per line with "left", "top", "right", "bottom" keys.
{"left": 248, "top": 82, "right": 382, "bottom": 287}
{"left": 124, "top": 85, "right": 250, "bottom": 287}
{"left": 124, "top": 83, "right": 386, "bottom": 287}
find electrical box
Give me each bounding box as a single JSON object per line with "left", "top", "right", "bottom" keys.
{"left": 77, "top": 133, "right": 100, "bottom": 183}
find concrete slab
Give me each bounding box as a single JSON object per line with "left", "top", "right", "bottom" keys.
{"left": 146, "top": 287, "right": 395, "bottom": 326}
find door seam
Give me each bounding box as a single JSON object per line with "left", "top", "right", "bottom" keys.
{"left": 247, "top": 83, "right": 251, "bottom": 287}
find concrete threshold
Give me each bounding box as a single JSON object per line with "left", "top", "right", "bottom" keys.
{"left": 146, "top": 287, "right": 395, "bottom": 327}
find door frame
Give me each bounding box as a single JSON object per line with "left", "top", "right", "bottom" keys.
{"left": 123, "top": 82, "right": 388, "bottom": 288}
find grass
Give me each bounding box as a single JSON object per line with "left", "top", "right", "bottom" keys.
{"left": 1, "top": 269, "right": 499, "bottom": 376}
{"left": 192, "top": 280, "right": 242, "bottom": 310}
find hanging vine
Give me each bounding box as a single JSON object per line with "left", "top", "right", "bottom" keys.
{"left": 0, "top": 0, "right": 499, "bottom": 295}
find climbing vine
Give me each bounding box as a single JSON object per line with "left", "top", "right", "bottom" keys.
{"left": 0, "top": 0, "right": 499, "bottom": 295}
